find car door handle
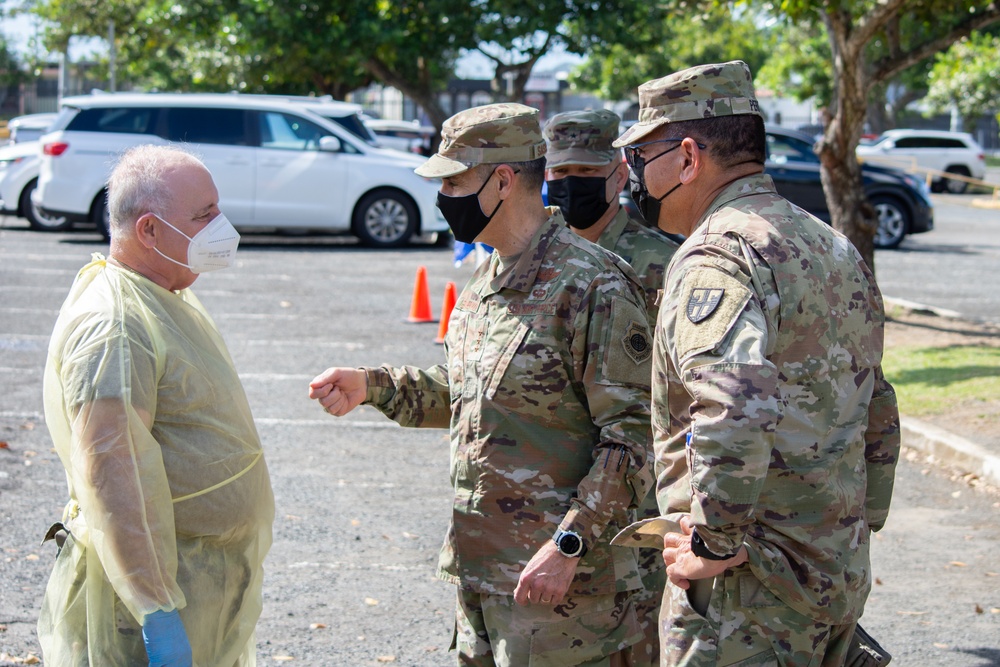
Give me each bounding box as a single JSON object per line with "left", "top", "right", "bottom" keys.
{"left": 226, "top": 157, "right": 251, "bottom": 165}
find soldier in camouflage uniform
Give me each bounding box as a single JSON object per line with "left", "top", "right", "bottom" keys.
{"left": 611, "top": 61, "right": 902, "bottom": 666}
{"left": 544, "top": 109, "right": 680, "bottom": 667}
{"left": 310, "top": 103, "right": 655, "bottom": 667}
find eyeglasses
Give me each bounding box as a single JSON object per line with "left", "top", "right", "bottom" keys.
{"left": 623, "top": 138, "right": 706, "bottom": 171}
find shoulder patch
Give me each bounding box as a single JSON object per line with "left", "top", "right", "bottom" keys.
{"left": 600, "top": 297, "right": 652, "bottom": 387}
{"left": 622, "top": 320, "right": 652, "bottom": 364}
{"left": 687, "top": 288, "right": 725, "bottom": 323}
{"left": 675, "top": 268, "right": 752, "bottom": 361}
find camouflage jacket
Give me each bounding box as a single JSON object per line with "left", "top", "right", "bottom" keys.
{"left": 594, "top": 207, "right": 679, "bottom": 523}
{"left": 653, "top": 174, "right": 901, "bottom": 623}
{"left": 597, "top": 208, "right": 679, "bottom": 331}
{"left": 365, "top": 211, "right": 655, "bottom": 596}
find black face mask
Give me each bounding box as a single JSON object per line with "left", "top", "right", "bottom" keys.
{"left": 546, "top": 173, "right": 614, "bottom": 229}
{"left": 629, "top": 143, "right": 681, "bottom": 226}
{"left": 436, "top": 169, "right": 504, "bottom": 244}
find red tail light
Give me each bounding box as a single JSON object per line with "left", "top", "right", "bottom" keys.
{"left": 43, "top": 142, "right": 69, "bottom": 156}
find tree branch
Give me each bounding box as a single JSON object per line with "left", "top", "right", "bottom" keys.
{"left": 871, "top": 3, "right": 1000, "bottom": 85}
{"left": 846, "top": 0, "right": 909, "bottom": 52}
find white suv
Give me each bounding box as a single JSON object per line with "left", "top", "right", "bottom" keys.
{"left": 0, "top": 140, "right": 70, "bottom": 231}
{"left": 34, "top": 93, "right": 447, "bottom": 246}
{"left": 857, "top": 129, "right": 986, "bottom": 194}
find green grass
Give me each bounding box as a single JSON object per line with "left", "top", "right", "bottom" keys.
{"left": 986, "top": 156, "right": 1000, "bottom": 168}
{"left": 883, "top": 345, "right": 1000, "bottom": 416}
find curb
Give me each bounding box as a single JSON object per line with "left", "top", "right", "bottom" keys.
{"left": 884, "top": 295, "right": 999, "bottom": 487}
{"left": 883, "top": 296, "right": 963, "bottom": 319}
{"left": 901, "top": 416, "right": 1000, "bottom": 488}
{"left": 971, "top": 197, "right": 1000, "bottom": 209}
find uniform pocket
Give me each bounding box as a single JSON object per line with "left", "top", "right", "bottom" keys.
{"left": 661, "top": 582, "right": 720, "bottom": 665}
{"left": 527, "top": 593, "right": 641, "bottom": 667}
{"left": 482, "top": 321, "right": 530, "bottom": 401}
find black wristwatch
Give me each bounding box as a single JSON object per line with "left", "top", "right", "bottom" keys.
{"left": 553, "top": 529, "right": 587, "bottom": 558}
{"left": 690, "top": 528, "right": 739, "bottom": 561}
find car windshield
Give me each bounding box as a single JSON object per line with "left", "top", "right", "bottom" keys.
{"left": 767, "top": 133, "right": 819, "bottom": 164}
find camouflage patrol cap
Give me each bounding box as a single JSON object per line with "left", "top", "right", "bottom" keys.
{"left": 543, "top": 110, "right": 621, "bottom": 168}
{"left": 613, "top": 60, "right": 763, "bottom": 148}
{"left": 414, "top": 103, "right": 546, "bottom": 178}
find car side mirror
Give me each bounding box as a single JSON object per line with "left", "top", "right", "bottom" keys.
{"left": 319, "top": 136, "right": 342, "bottom": 152}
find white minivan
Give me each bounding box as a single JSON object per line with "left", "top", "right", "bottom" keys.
{"left": 34, "top": 93, "right": 448, "bottom": 246}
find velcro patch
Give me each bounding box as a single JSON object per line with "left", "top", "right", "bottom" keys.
{"left": 601, "top": 297, "right": 653, "bottom": 387}
{"left": 507, "top": 303, "right": 556, "bottom": 316}
{"left": 621, "top": 320, "right": 652, "bottom": 365}
{"left": 675, "top": 268, "right": 752, "bottom": 361}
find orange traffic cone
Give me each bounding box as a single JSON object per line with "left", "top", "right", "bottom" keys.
{"left": 406, "top": 265, "right": 435, "bottom": 323}
{"left": 435, "top": 282, "right": 458, "bottom": 344}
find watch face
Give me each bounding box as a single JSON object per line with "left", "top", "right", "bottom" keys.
{"left": 558, "top": 532, "right": 581, "bottom": 556}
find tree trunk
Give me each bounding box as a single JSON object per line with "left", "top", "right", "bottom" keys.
{"left": 816, "top": 9, "right": 879, "bottom": 272}
{"left": 866, "top": 83, "right": 890, "bottom": 135}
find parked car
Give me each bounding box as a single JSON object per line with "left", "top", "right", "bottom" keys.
{"left": 234, "top": 94, "right": 381, "bottom": 146}
{"left": 363, "top": 118, "right": 436, "bottom": 156}
{"left": 7, "top": 112, "right": 59, "bottom": 144}
{"left": 766, "top": 125, "right": 934, "bottom": 249}
{"left": 856, "top": 128, "right": 986, "bottom": 194}
{"left": 34, "top": 93, "right": 448, "bottom": 246}
{"left": 0, "top": 140, "right": 69, "bottom": 230}
{"left": 613, "top": 125, "right": 932, "bottom": 249}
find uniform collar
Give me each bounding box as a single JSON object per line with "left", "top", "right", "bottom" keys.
{"left": 596, "top": 207, "right": 631, "bottom": 251}
{"left": 693, "top": 173, "right": 777, "bottom": 234}
{"left": 481, "top": 210, "right": 565, "bottom": 295}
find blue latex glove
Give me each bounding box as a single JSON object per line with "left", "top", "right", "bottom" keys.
{"left": 142, "top": 609, "right": 193, "bottom": 667}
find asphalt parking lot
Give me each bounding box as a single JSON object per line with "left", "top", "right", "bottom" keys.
{"left": 1, "top": 215, "right": 998, "bottom": 666}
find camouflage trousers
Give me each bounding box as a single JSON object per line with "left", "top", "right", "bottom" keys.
{"left": 631, "top": 546, "right": 666, "bottom": 667}
{"left": 454, "top": 586, "right": 642, "bottom": 666}
{"left": 660, "top": 564, "right": 856, "bottom": 667}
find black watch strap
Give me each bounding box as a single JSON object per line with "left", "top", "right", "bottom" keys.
{"left": 690, "top": 528, "right": 738, "bottom": 561}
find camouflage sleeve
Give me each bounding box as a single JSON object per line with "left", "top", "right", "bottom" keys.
{"left": 362, "top": 364, "right": 452, "bottom": 429}
{"left": 864, "top": 366, "right": 901, "bottom": 532}
{"left": 560, "top": 276, "right": 654, "bottom": 546}
{"left": 668, "top": 258, "right": 780, "bottom": 558}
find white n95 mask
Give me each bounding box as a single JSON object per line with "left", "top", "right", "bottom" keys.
{"left": 152, "top": 212, "right": 241, "bottom": 273}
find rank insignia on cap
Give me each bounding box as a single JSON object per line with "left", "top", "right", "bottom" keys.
{"left": 622, "top": 320, "right": 652, "bottom": 364}
{"left": 687, "top": 288, "right": 725, "bottom": 323}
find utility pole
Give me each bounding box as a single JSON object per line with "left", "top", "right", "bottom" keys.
{"left": 108, "top": 20, "right": 116, "bottom": 92}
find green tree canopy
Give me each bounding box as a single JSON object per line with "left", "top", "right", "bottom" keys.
{"left": 475, "top": 0, "right": 660, "bottom": 102}
{"left": 568, "top": 5, "right": 773, "bottom": 105}
{"left": 924, "top": 31, "right": 1000, "bottom": 128}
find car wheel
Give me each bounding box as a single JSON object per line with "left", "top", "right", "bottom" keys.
{"left": 870, "top": 195, "right": 909, "bottom": 249}
{"left": 21, "top": 179, "right": 72, "bottom": 231}
{"left": 92, "top": 192, "right": 111, "bottom": 241}
{"left": 352, "top": 189, "right": 417, "bottom": 248}
{"left": 943, "top": 166, "right": 971, "bottom": 194}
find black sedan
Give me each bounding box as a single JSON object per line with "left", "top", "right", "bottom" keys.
{"left": 765, "top": 125, "right": 934, "bottom": 249}
{"left": 620, "top": 126, "right": 933, "bottom": 249}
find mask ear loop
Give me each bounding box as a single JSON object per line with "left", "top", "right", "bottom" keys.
{"left": 479, "top": 167, "right": 521, "bottom": 219}
{"left": 147, "top": 213, "right": 195, "bottom": 270}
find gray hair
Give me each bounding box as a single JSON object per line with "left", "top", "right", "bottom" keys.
{"left": 107, "top": 145, "right": 206, "bottom": 235}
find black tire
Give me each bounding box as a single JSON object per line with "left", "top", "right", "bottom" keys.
{"left": 92, "top": 192, "right": 111, "bottom": 241}
{"left": 351, "top": 188, "right": 417, "bottom": 248}
{"left": 870, "top": 195, "right": 909, "bottom": 250}
{"left": 21, "top": 179, "right": 72, "bottom": 231}
{"left": 943, "top": 166, "right": 971, "bottom": 194}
